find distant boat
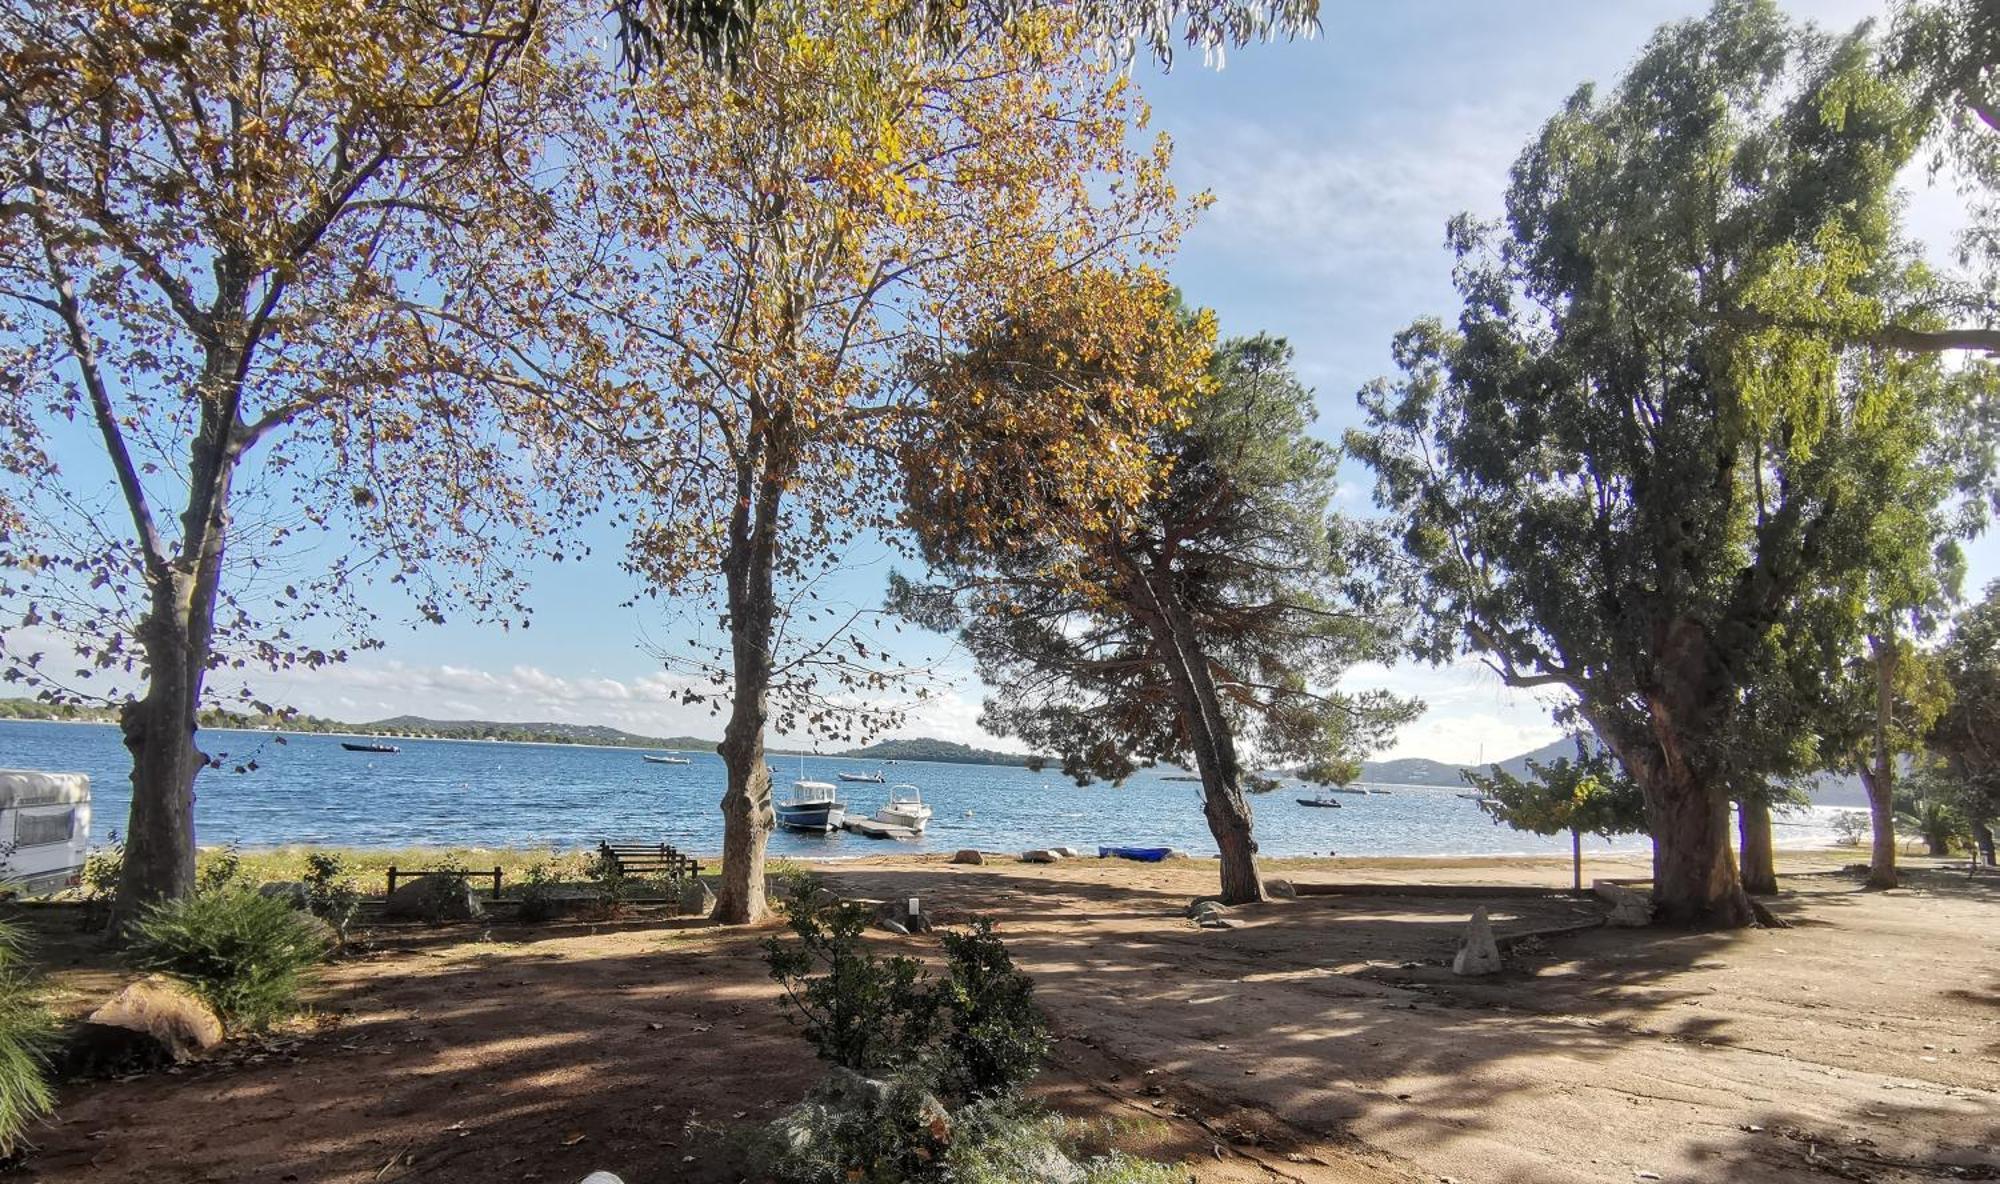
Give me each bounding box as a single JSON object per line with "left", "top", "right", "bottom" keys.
{"left": 1296, "top": 793, "right": 1343, "bottom": 808}
{"left": 871, "top": 784, "right": 932, "bottom": 833}
{"left": 777, "top": 780, "right": 845, "bottom": 833}
{"left": 838, "top": 771, "right": 886, "bottom": 784}
{"left": 643, "top": 754, "right": 691, "bottom": 765}
{"left": 341, "top": 741, "right": 399, "bottom": 754}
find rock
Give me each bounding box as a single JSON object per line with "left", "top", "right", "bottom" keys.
{"left": 383, "top": 874, "right": 484, "bottom": 922}
{"left": 879, "top": 918, "right": 911, "bottom": 935}
{"left": 256, "top": 880, "right": 310, "bottom": 909}
{"left": 1452, "top": 906, "right": 1504, "bottom": 976}
{"left": 1050, "top": 846, "right": 1080, "bottom": 859}
{"left": 1183, "top": 897, "right": 1229, "bottom": 919}
{"left": 1608, "top": 890, "right": 1653, "bottom": 928}
{"left": 951, "top": 849, "right": 986, "bottom": 865}
{"left": 677, "top": 877, "right": 716, "bottom": 917}
{"left": 579, "top": 1174, "right": 626, "bottom": 1184}
{"left": 1019, "top": 849, "right": 1063, "bottom": 864}
{"left": 1265, "top": 878, "right": 1298, "bottom": 899}
{"left": 67, "top": 975, "right": 224, "bottom": 1073}
{"left": 1197, "top": 915, "right": 1237, "bottom": 930}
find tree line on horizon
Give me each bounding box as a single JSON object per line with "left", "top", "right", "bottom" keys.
{"left": 0, "top": 0, "right": 1995, "bottom": 929}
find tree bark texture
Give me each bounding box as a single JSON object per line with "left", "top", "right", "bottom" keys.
{"left": 1862, "top": 634, "right": 1898, "bottom": 890}
{"left": 1738, "top": 797, "right": 1777, "bottom": 896}
{"left": 712, "top": 465, "right": 782, "bottom": 926}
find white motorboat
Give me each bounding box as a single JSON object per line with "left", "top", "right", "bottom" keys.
{"left": 872, "top": 784, "right": 932, "bottom": 833}
{"left": 777, "top": 780, "right": 846, "bottom": 833}
{"left": 643, "top": 753, "right": 691, "bottom": 765}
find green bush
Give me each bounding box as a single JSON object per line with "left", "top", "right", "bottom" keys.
{"left": 932, "top": 920, "right": 1049, "bottom": 1100}
{"left": 515, "top": 859, "right": 564, "bottom": 923}
{"left": 301, "top": 852, "right": 360, "bottom": 945}
{"left": 129, "top": 889, "right": 331, "bottom": 1030}
{"left": 195, "top": 845, "right": 243, "bottom": 895}
{"left": 0, "top": 920, "right": 55, "bottom": 1161}
{"left": 764, "top": 885, "right": 939, "bottom": 1078}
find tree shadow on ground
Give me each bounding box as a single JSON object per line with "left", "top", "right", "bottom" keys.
{"left": 817, "top": 862, "right": 2000, "bottom": 1184}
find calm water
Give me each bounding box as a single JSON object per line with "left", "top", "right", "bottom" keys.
{"left": 0, "top": 719, "right": 1853, "bottom": 859}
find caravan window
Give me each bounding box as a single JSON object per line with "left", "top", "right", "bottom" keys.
{"left": 15, "top": 809, "right": 76, "bottom": 848}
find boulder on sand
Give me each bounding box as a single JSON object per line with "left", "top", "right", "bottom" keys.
{"left": 383, "top": 874, "right": 484, "bottom": 922}
{"left": 66, "top": 975, "right": 224, "bottom": 1073}
{"left": 760, "top": 1068, "right": 953, "bottom": 1174}
{"left": 951, "top": 849, "right": 986, "bottom": 866}
{"left": 1019, "top": 849, "right": 1063, "bottom": 864}
{"left": 256, "top": 880, "right": 310, "bottom": 909}
{"left": 1264, "top": 878, "right": 1298, "bottom": 899}
{"left": 1451, "top": 905, "right": 1504, "bottom": 976}
{"left": 677, "top": 877, "right": 717, "bottom": 917}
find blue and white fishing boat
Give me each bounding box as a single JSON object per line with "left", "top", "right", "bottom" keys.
{"left": 777, "top": 779, "right": 846, "bottom": 833}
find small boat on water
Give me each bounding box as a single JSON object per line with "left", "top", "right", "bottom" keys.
{"left": 1296, "top": 793, "right": 1343, "bottom": 808}
{"left": 643, "top": 754, "right": 692, "bottom": 765}
{"left": 871, "top": 784, "right": 932, "bottom": 833}
{"left": 838, "top": 771, "right": 886, "bottom": 784}
{"left": 777, "top": 780, "right": 846, "bottom": 833}
{"left": 341, "top": 741, "right": 400, "bottom": 754}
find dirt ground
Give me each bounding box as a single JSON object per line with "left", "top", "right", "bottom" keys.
{"left": 16, "top": 849, "right": 2000, "bottom": 1184}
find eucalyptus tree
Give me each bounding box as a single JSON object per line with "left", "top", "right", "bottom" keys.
{"left": 898, "top": 328, "right": 1418, "bottom": 904}
{"left": 1931, "top": 581, "right": 2000, "bottom": 865}
{"left": 0, "top": 1, "right": 589, "bottom": 918}
{"left": 1349, "top": 0, "right": 1984, "bottom": 927}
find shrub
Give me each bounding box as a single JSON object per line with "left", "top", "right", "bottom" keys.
{"left": 0, "top": 920, "right": 54, "bottom": 1161}
{"left": 764, "top": 885, "right": 939, "bottom": 1078}
{"left": 301, "top": 853, "right": 360, "bottom": 945}
{"left": 1832, "top": 811, "right": 1868, "bottom": 847}
{"left": 77, "top": 836, "right": 123, "bottom": 931}
{"left": 195, "top": 845, "right": 243, "bottom": 895}
{"left": 932, "top": 920, "right": 1048, "bottom": 1100}
{"left": 129, "top": 889, "right": 331, "bottom": 1030}
{"left": 516, "top": 859, "right": 565, "bottom": 923}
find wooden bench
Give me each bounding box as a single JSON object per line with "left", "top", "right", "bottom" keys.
{"left": 386, "top": 866, "right": 503, "bottom": 897}
{"left": 596, "top": 842, "right": 701, "bottom": 884}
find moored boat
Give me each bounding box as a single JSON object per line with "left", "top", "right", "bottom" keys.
{"left": 838, "top": 771, "right": 886, "bottom": 784}
{"left": 871, "top": 784, "right": 932, "bottom": 833}
{"left": 777, "top": 780, "right": 846, "bottom": 833}
{"left": 341, "top": 741, "right": 400, "bottom": 754}
{"left": 1296, "top": 794, "right": 1343, "bottom": 808}
{"left": 643, "top": 754, "right": 691, "bottom": 765}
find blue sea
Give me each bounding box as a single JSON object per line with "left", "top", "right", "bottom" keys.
{"left": 0, "top": 719, "right": 1854, "bottom": 860}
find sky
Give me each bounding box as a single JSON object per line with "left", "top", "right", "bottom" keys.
{"left": 36, "top": 0, "right": 1995, "bottom": 766}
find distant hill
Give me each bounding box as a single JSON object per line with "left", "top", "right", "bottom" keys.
{"left": 839, "top": 738, "right": 1042, "bottom": 767}
{"left": 361, "top": 715, "right": 718, "bottom": 750}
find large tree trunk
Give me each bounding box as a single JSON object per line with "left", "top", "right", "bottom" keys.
{"left": 1973, "top": 816, "right": 1996, "bottom": 868}
{"left": 111, "top": 391, "right": 237, "bottom": 932}
{"left": 1136, "top": 564, "right": 1263, "bottom": 905}
{"left": 111, "top": 594, "right": 205, "bottom": 930}
{"left": 1738, "top": 797, "right": 1777, "bottom": 895}
{"left": 1644, "top": 765, "right": 1752, "bottom": 926}
{"left": 711, "top": 464, "right": 781, "bottom": 926}
{"left": 1862, "top": 634, "right": 1899, "bottom": 889}
{"left": 1857, "top": 762, "right": 1897, "bottom": 887}
{"left": 1587, "top": 696, "right": 1752, "bottom": 927}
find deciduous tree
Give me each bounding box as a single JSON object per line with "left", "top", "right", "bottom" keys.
{"left": 1465, "top": 744, "right": 1646, "bottom": 892}
{"left": 0, "top": 0, "right": 585, "bottom": 920}
{"left": 548, "top": 2, "right": 1196, "bottom": 924}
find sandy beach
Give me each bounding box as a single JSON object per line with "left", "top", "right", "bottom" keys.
{"left": 20, "top": 847, "right": 1998, "bottom": 1183}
